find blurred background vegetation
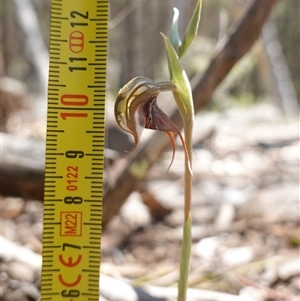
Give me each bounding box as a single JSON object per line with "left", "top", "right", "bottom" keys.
{"left": 1, "top": 0, "right": 299, "bottom": 114}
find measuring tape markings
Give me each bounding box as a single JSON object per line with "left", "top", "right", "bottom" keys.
{"left": 41, "top": 0, "right": 108, "bottom": 300}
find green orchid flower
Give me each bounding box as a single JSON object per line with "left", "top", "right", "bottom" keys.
{"left": 114, "top": 1, "right": 202, "bottom": 300}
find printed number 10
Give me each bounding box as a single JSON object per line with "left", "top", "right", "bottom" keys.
{"left": 60, "top": 94, "right": 88, "bottom": 120}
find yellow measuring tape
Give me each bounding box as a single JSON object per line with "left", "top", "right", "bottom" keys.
{"left": 41, "top": 1, "right": 108, "bottom": 300}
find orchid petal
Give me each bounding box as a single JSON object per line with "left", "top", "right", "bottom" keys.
{"left": 170, "top": 7, "right": 181, "bottom": 53}
{"left": 178, "top": 0, "right": 202, "bottom": 58}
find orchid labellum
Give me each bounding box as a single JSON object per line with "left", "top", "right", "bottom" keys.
{"left": 114, "top": 76, "right": 190, "bottom": 171}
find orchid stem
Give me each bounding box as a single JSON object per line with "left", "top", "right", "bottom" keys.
{"left": 178, "top": 119, "right": 193, "bottom": 301}
{"left": 183, "top": 120, "right": 193, "bottom": 221}
{"left": 158, "top": 81, "right": 177, "bottom": 93}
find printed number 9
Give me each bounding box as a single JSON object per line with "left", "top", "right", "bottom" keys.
{"left": 65, "top": 150, "right": 84, "bottom": 158}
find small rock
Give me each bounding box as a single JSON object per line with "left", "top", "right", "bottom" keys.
{"left": 277, "top": 258, "right": 300, "bottom": 280}
{"left": 8, "top": 262, "right": 35, "bottom": 283}
{"left": 215, "top": 203, "right": 236, "bottom": 229}
{"left": 192, "top": 206, "right": 217, "bottom": 224}
{"left": 222, "top": 246, "right": 254, "bottom": 267}
{"left": 120, "top": 192, "right": 151, "bottom": 229}
{"left": 20, "top": 282, "right": 41, "bottom": 300}
{"left": 4, "top": 283, "right": 27, "bottom": 301}
{"left": 196, "top": 236, "right": 220, "bottom": 261}
{"left": 100, "top": 274, "right": 139, "bottom": 301}
{"left": 239, "top": 286, "right": 265, "bottom": 301}
{"left": 260, "top": 259, "right": 279, "bottom": 285}
{"left": 218, "top": 187, "right": 251, "bottom": 207}
{"left": 2, "top": 197, "right": 25, "bottom": 219}
{"left": 1, "top": 236, "right": 42, "bottom": 270}
{"left": 290, "top": 276, "right": 300, "bottom": 292}
{"left": 144, "top": 180, "right": 184, "bottom": 209}
{"left": 164, "top": 209, "right": 184, "bottom": 227}
{"left": 1, "top": 220, "right": 17, "bottom": 242}
{"left": 239, "top": 183, "right": 299, "bottom": 223}
{"left": 0, "top": 263, "right": 9, "bottom": 285}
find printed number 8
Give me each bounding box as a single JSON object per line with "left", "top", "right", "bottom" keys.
{"left": 64, "top": 196, "right": 83, "bottom": 204}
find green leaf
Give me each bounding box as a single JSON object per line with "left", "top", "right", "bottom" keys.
{"left": 170, "top": 7, "right": 182, "bottom": 53}
{"left": 178, "top": 212, "right": 192, "bottom": 301}
{"left": 161, "top": 33, "right": 194, "bottom": 122}
{"left": 178, "top": 0, "right": 202, "bottom": 58}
